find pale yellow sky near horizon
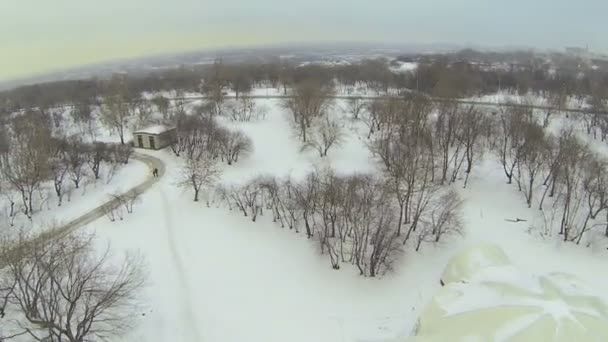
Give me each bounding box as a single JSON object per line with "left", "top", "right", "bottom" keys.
{"left": 2, "top": 0, "right": 605, "bottom": 82}
{"left": 2, "top": 32, "right": 286, "bottom": 81}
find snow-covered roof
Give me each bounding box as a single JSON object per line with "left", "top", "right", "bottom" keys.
{"left": 133, "top": 125, "right": 175, "bottom": 135}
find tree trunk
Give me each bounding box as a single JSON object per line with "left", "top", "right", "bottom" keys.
{"left": 396, "top": 202, "right": 404, "bottom": 236}
{"left": 415, "top": 237, "right": 423, "bottom": 251}
{"left": 527, "top": 176, "right": 534, "bottom": 208}
{"left": 576, "top": 214, "right": 592, "bottom": 245}
{"left": 28, "top": 189, "right": 34, "bottom": 217}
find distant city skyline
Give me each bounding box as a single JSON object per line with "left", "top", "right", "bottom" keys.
{"left": 2, "top": 0, "right": 606, "bottom": 82}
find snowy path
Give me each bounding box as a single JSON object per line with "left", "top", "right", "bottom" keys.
{"left": 1, "top": 152, "right": 165, "bottom": 263}
{"left": 159, "top": 188, "right": 203, "bottom": 341}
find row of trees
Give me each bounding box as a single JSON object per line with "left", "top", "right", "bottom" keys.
{"left": 493, "top": 105, "right": 608, "bottom": 242}
{"left": 5, "top": 53, "right": 608, "bottom": 114}
{"left": 219, "top": 170, "right": 462, "bottom": 277}
{"left": 363, "top": 95, "right": 489, "bottom": 189}
{"left": 0, "top": 109, "right": 133, "bottom": 221}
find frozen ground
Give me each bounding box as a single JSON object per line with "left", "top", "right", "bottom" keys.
{"left": 64, "top": 99, "right": 608, "bottom": 341}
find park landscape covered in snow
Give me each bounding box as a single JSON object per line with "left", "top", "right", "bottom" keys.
{"left": 1, "top": 60, "right": 608, "bottom": 341}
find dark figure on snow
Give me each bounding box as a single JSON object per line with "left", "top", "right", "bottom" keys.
{"left": 152, "top": 168, "right": 159, "bottom": 177}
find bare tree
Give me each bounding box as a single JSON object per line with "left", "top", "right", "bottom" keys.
{"left": 362, "top": 99, "right": 382, "bottom": 138}
{"left": 100, "top": 76, "right": 134, "bottom": 145}
{"left": 347, "top": 97, "right": 366, "bottom": 120}
{"left": 228, "top": 65, "right": 253, "bottom": 99}
{"left": 218, "top": 129, "right": 253, "bottom": 165}
{"left": 222, "top": 180, "right": 263, "bottom": 222}
{"left": 151, "top": 95, "right": 170, "bottom": 120}
{"left": 178, "top": 147, "right": 220, "bottom": 202}
{"left": 292, "top": 172, "right": 321, "bottom": 238}
{"left": 457, "top": 105, "right": 485, "bottom": 188}
{"left": 518, "top": 123, "right": 548, "bottom": 208}
{"left": 225, "top": 96, "right": 264, "bottom": 122}
{"left": 0, "top": 233, "right": 146, "bottom": 342}
{"left": 543, "top": 89, "right": 567, "bottom": 128}
{"left": 135, "top": 97, "right": 153, "bottom": 127}
{"left": 200, "top": 59, "right": 229, "bottom": 116}
{"left": 574, "top": 155, "right": 608, "bottom": 244}
{"left": 1, "top": 113, "right": 52, "bottom": 217}
{"left": 66, "top": 138, "right": 88, "bottom": 189}
{"left": 112, "top": 144, "right": 133, "bottom": 165}
{"left": 71, "top": 100, "right": 94, "bottom": 133}
{"left": 494, "top": 106, "right": 533, "bottom": 184}
{"left": 111, "top": 190, "right": 141, "bottom": 214}
{"left": 283, "top": 80, "right": 334, "bottom": 142}
{"left": 102, "top": 202, "right": 119, "bottom": 222}
{"left": 555, "top": 135, "right": 589, "bottom": 241}
{"left": 87, "top": 142, "right": 108, "bottom": 180}
{"left": 47, "top": 137, "right": 69, "bottom": 207}
{"left": 422, "top": 190, "right": 463, "bottom": 250}
{"left": 304, "top": 115, "right": 344, "bottom": 157}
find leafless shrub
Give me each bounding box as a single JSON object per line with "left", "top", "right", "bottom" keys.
{"left": 225, "top": 97, "right": 265, "bottom": 122}
{"left": 221, "top": 180, "right": 263, "bottom": 222}
{"left": 283, "top": 80, "right": 335, "bottom": 142}
{"left": 66, "top": 137, "right": 88, "bottom": 189}
{"left": 347, "top": 97, "right": 366, "bottom": 120}
{"left": 102, "top": 202, "right": 118, "bottom": 222}
{"left": 304, "top": 115, "right": 344, "bottom": 157}
{"left": 218, "top": 129, "right": 253, "bottom": 165}
{"left": 105, "top": 161, "right": 120, "bottom": 184}
{"left": 111, "top": 190, "right": 141, "bottom": 215}
{"left": 177, "top": 148, "right": 220, "bottom": 202}
{"left": 415, "top": 190, "right": 464, "bottom": 251}
{"left": 112, "top": 144, "right": 133, "bottom": 165}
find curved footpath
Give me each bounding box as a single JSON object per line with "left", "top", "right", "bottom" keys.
{"left": 1, "top": 152, "right": 165, "bottom": 263}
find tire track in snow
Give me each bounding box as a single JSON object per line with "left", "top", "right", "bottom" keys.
{"left": 159, "top": 188, "right": 203, "bottom": 341}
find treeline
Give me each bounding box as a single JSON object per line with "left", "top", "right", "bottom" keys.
{"left": 4, "top": 53, "right": 608, "bottom": 114}
{"left": 219, "top": 171, "right": 462, "bottom": 277}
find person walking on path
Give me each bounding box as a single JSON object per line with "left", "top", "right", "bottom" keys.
{"left": 152, "top": 168, "right": 159, "bottom": 177}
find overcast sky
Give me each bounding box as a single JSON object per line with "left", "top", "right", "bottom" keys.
{"left": 1, "top": 0, "right": 606, "bottom": 81}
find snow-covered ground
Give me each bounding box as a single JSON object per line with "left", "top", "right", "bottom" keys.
{"left": 57, "top": 99, "right": 608, "bottom": 341}
{"left": 4, "top": 94, "right": 606, "bottom": 340}
{"left": 1, "top": 161, "right": 148, "bottom": 237}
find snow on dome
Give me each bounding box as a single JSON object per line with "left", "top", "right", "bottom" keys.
{"left": 133, "top": 125, "right": 173, "bottom": 135}
{"left": 410, "top": 246, "right": 608, "bottom": 342}
{"left": 441, "top": 244, "right": 511, "bottom": 285}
